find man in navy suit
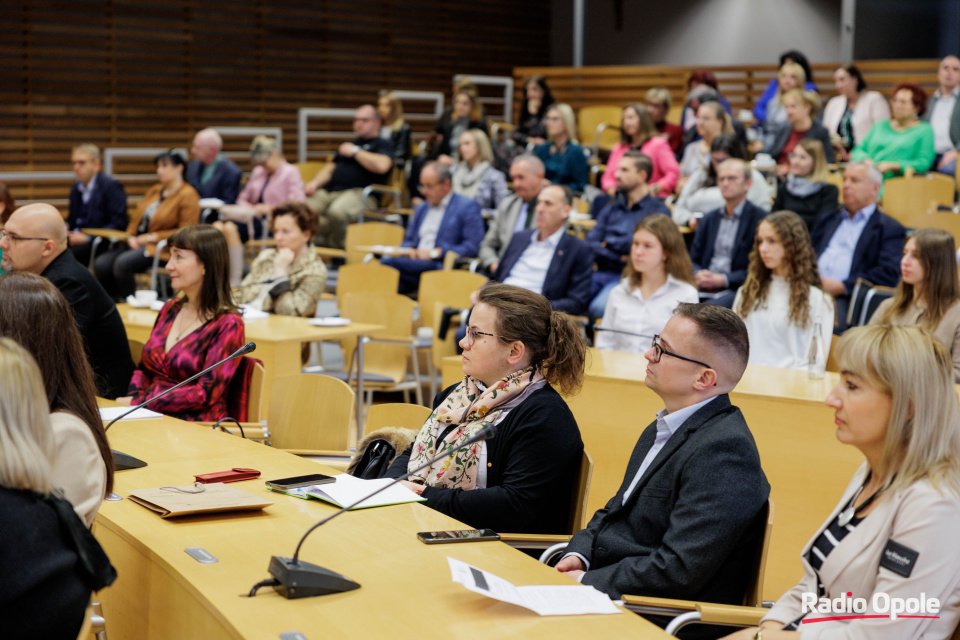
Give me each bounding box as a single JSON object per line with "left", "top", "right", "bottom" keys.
{"left": 811, "top": 162, "right": 905, "bottom": 332}
{"left": 382, "top": 161, "right": 484, "bottom": 293}
{"left": 556, "top": 304, "right": 769, "bottom": 636}
{"left": 186, "top": 128, "right": 243, "bottom": 218}
{"left": 689, "top": 159, "right": 766, "bottom": 308}
{"left": 65, "top": 143, "right": 128, "bottom": 267}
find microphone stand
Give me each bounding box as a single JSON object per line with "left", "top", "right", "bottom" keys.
{"left": 106, "top": 341, "right": 257, "bottom": 470}
{"left": 251, "top": 423, "right": 497, "bottom": 599}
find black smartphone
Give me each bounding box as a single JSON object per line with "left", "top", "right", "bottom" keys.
{"left": 266, "top": 473, "right": 336, "bottom": 490}
{"left": 417, "top": 529, "right": 500, "bottom": 544}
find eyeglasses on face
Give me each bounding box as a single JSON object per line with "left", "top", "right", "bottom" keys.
{"left": 650, "top": 334, "right": 712, "bottom": 369}
{"left": 464, "top": 326, "right": 497, "bottom": 347}
{"left": 0, "top": 229, "right": 49, "bottom": 243}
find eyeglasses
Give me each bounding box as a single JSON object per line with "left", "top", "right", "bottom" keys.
{"left": 0, "top": 229, "right": 49, "bottom": 243}
{"left": 650, "top": 334, "right": 712, "bottom": 369}
{"left": 464, "top": 326, "right": 497, "bottom": 347}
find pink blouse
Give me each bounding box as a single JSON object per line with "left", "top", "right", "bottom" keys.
{"left": 237, "top": 161, "right": 306, "bottom": 208}
{"left": 601, "top": 137, "right": 680, "bottom": 194}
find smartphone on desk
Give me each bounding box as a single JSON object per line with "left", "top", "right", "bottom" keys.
{"left": 417, "top": 529, "right": 500, "bottom": 544}
{"left": 266, "top": 473, "right": 336, "bottom": 490}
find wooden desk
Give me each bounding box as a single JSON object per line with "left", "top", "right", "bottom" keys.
{"left": 95, "top": 406, "right": 668, "bottom": 639}
{"left": 443, "top": 351, "right": 869, "bottom": 601}
{"left": 117, "top": 304, "right": 386, "bottom": 430}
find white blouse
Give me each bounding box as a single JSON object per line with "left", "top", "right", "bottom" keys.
{"left": 50, "top": 411, "right": 107, "bottom": 527}
{"left": 734, "top": 276, "right": 834, "bottom": 371}
{"left": 596, "top": 275, "right": 700, "bottom": 353}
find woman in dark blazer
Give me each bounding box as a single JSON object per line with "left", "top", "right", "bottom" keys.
{"left": 767, "top": 89, "right": 835, "bottom": 170}
{"left": 377, "top": 91, "right": 412, "bottom": 163}
{"left": 387, "top": 283, "right": 585, "bottom": 534}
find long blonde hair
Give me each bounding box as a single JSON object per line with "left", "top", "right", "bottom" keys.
{"left": 378, "top": 91, "right": 406, "bottom": 131}
{"left": 835, "top": 325, "right": 960, "bottom": 497}
{"left": 547, "top": 104, "right": 580, "bottom": 145}
{"left": 0, "top": 337, "right": 54, "bottom": 494}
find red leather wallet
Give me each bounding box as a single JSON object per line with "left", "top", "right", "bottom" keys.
{"left": 194, "top": 468, "right": 261, "bottom": 484}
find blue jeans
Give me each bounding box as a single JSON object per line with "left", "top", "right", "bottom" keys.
{"left": 588, "top": 270, "right": 622, "bottom": 321}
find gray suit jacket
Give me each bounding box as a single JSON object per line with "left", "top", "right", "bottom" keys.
{"left": 566, "top": 394, "right": 769, "bottom": 605}
{"left": 763, "top": 464, "right": 960, "bottom": 639}
{"left": 478, "top": 193, "right": 535, "bottom": 268}
{"left": 924, "top": 91, "right": 960, "bottom": 150}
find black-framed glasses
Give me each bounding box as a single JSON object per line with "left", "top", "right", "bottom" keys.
{"left": 651, "top": 334, "right": 712, "bottom": 369}
{"left": 464, "top": 326, "right": 497, "bottom": 347}
{"left": 0, "top": 229, "right": 49, "bottom": 243}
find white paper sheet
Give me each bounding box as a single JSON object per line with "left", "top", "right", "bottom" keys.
{"left": 99, "top": 407, "right": 163, "bottom": 422}
{"left": 447, "top": 557, "right": 622, "bottom": 616}
{"left": 238, "top": 305, "right": 270, "bottom": 320}
{"left": 305, "top": 473, "right": 425, "bottom": 509}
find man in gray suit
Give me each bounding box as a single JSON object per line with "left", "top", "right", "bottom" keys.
{"left": 477, "top": 153, "right": 546, "bottom": 273}
{"left": 557, "top": 303, "right": 769, "bottom": 634}
{"left": 925, "top": 55, "right": 960, "bottom": 175}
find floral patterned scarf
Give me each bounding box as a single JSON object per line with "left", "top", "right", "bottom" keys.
{"left": 406, "top": 366, "right": 546, "bottom": 490}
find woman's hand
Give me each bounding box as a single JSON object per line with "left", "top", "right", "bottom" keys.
{"left": 273, "top": 248, "right": 295, "bottom": 275}
{"left": 398, "top": 480, "right": 425, "bottom": 495}
{"left": 127, "top": 235, "right": 141, "bottom": 250}
{"left": 115, "top": 396, "right": 133, "bottom": 406}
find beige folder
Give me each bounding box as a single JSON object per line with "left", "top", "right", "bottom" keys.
{"left": 127, "top": 483, "right": 274, "bottom": 518}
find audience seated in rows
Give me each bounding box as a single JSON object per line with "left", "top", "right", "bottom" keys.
{"left": 446, "top": 129, "right": 509, "bottom": 219}
{"left": 586, "top": 151, "right": 671, "bottom": 320}
{"left": 601, "top": 104, "right": 679, "bottom": 198}
{"left": 117, "top": 225, "right": 244, "bottom": 422}
{"left": 732, "top": 325, "right": 960, "bottom": 638}
{"left": 753, "top": 49, "right": 818, "bottom": 126}
{"left": 595, "top": 214, "right": 698, "bottom": 353}
{"left": 387, "top": 283, "right": 586, "bottom": 535}
{"left": 870, "top": 228, "right": 960, "bottom": 381}
{"left": 756, "top": 62, "right": 811, "bottom": 151}
{"left": 94, "top": 150, "right": 200, "bottom": 300}
{"left": 766, "top": 89, "right": 835, "bottom": 168}
{"left": 678, "top": 100, "right": 734, "bottom": 184}
{"left": 514, "top": 76, "right": 553, "bottom": 147}
{"left": 925, "top": 55, "right": 960, "bottom": 176}
{"left": 478, "top": 154, "right": 545, "bottom": 272}
{"left": 1, "top": 203, "right": 133, "bottom": 399}
{"left": 186, "top": 128, "right": 243, "bottom": 207}
{"left": 234, "top": 202, "right": 327, "bottom": 318}
{"left": 66, "top": 143, "right": 128, "bottom": 266}
{"left": 644, "top": 87, "right": 684, "bottom": 155}
{"left": 690, "top": 159, "right": 767, "bottom": 308}
{"left": 557, "top": 303, "right": 769, "bottom": 638}
{"left": 381, "top": 161, "right": 483, "bottom": 293}
{"left": 771, "top": 139, "right": 839, "bottom": 231}
{"left": 812, "top": 162, "right": 905, "bottom": 332}
{"left": 377, "top": 91, "right": 412, "bottom": 164}
{"left": 534, "top": 103, "right": 588, "bottom": 193}
{"left": 851, "top": 82, "right": 935, "bottom": 180}
{"left": 734, "top": 210, "right": 834, "bottom": 371}
{"left": 305, "top": 106, "right": 392, "bottom": 249}
{"left": 673, "top": 134, "right": 772, "bottom": 229}
{"left": 0, "top": 273, "right": 114, "bottom": 528}
{"left": 0, "top": 337, "right": 115, "bottom": 638}
{"left": 822, "top": 63, "right": 891, "bottom": 162}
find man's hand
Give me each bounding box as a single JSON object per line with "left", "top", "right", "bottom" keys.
{"left": 304, "top": 181, "right": 319, "bottom": 196}
{"left": 410, "top": 248, "right": 434, "bottom": 260}
{"left": 939, "top": 149, "right": 959, "bottom": 171}
{"left": 687, "top": 217, "right": 699, "bottom": 231}
{"left": 338, "top": 142, "right": 359, "bottom": 158}
{"left": 67, "top": 231, "right": 89, "bottom": 246}
{"left": 694, "top": 270, "right": 726, "bottom": 290}
{"left": 820, "top": 277, "right": 846, "bottom": 297}
{"left": 127, "top": 235, "right": 141, "bottom": 250}
{"left": 115, "top": 396, "right": 133, "bottom": 406}
{"left": 554, "top": 555, "right": 585, "bottom": 575}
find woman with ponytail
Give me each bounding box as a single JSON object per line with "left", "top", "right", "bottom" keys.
{"left": 386, "top": 283, "right": 586, "bottom": 534}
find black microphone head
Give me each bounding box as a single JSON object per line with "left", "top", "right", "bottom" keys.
{"left": 242, "top": 341, "right": 256, "bottom": 354}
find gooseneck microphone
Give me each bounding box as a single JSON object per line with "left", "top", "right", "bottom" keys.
{"left": 250, "top": 423, "right": 497, "bottom": 599}
{"left": 106, "top": 341, "right": 256, "bottom": 470}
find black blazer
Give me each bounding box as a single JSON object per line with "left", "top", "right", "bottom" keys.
{"left": 386, "top": 123, "right": 411, "bottom": 162}
{"left": 387, "top": 384, "right": 583, "bottom": 534}
{"left": 689, "top": 200, "right": 767, "bottom": 289}
{"left": 493, "top": 230, "right": 595, "bottom": 316}
{"left": 66, "top": 172, "right": 128, "bottom": 231}
{"left": 185, "top": 157, "right": 243, "bottom": 204}
{"left": 767, "top": 119, "right": 836, "bottom": 164}
{"left": 41, "top": 250, "right": 135, "bottom": 399}
{"left": 772, "top": 182, "right": 839, "bottom": 231}
{"left": 810, "top": 206, "right": 906, "bottom": 295}
{"left": 566, "top": 395, "right": 770, "bottom": 608}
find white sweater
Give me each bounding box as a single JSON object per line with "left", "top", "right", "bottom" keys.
{"left": 596, "top": 275, "right": 700, "bottom": 353}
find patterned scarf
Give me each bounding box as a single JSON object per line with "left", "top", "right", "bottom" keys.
{"left": 406, "top": 366, "right": 546, "bottom": 490}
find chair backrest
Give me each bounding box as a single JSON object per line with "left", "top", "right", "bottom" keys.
{"left": 577, "top": 105, "right": 622, "bottom": 154}
{"left": 567, "top": 449, "right": 594, "bottom": 534}
{"left": 344, "top": 222, "right": 405, "bottom": 265}
{"left": 825, "top": 172, "right": 844, "bottom": 203}
{"left": 743, "top": 498, "right": 774, "bottom": 607}
{"left": 902, "top": 209, "right": 960, "bottom": 249}
{"left": 882, "top": 173, "right": 956, "bottom": 224}
{"left": 846, "top": 277, "right": 874, "bottom": 327}
{"left": 224, "top": 356, "right": 265, "bottom": 422}
{"left": 418, "top": 270, "right": 489, "bottom": 369}
{"left": 341, "top": 292, "right": 418, "bottom": 384}
{"left": 858, "top": 285, "right": 896, "bottom": 327}
{"left": 335, "top": 263, "right": 401, "bottom": 299}
{"left": 365, "top": 402, "right": 433, "bottom": 437}
{"left": 267, "top": 374, "right": 355, "bottom": 450}
{"left": 128, "top": 338, "right": 145, "bottom": 366}
{"left": 294, "top": 161, "right": 327, "bottom": 185}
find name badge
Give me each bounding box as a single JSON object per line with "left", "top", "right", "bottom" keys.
{"left": 880, "top": 539, "right": 918, "bottom": 578}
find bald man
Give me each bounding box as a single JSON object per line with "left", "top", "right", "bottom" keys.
{"left": 1, "top": 204, "right": 134, "bottom": 398}
{"left": 186, "top": 128, "right": 242, "bottom": 207}
{"left": 556, "top": 304, "right": 769, "bottom": 634}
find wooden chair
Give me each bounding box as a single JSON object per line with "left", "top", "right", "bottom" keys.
{"left": 344, "top": 221, "right": 405, "bottom": 265}
{"left": 825, "top": 334, "right": 841, "bottom": 373}
{"left": 417, "top": 270, "right": 489, "bottom": 378}
{"left": 295, "top": 160, "right": 328, "bottom": 186}
{"left": 128, "top": 338, "right": 144, "bottom": 366}
{"left": 267, "top": 373, "right": 355, "bottom": 454}
{"left": 365, "top": 402, "right": 433, "bottom": 437}
{"left": 335, "top": 262, "right": 401, "bottom": 300}
{"left": 825, "top": 172, "right": 844, "bottom": 204}
{"left": 577, "top": 105, "right": 622, "bottom": 157}
{"left": 196, "top": 357, "right": 267, "bottom": 439}
{"left": 882, "top": 173, "right": 956, "bottom": 224}
{"left": 846, "top": 277, "right": 896, "bottom": 328}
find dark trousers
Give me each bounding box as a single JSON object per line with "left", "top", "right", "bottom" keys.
{"left": 94, "top": 247, "right": 154, "bottom": 299}
{"left": 380, "top": 256, "right": 442, "bottom": 294}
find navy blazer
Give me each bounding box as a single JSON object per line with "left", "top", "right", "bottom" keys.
{"left": 689, "top": 200, "right": 767, "bottom": 289}
{"left": 66, "top": 173, "right": 128, "bottom": 231}
{"left": 493, "top": 229, "right": 595, "bottom": 315}
{"left": 185, "top": 157, "right": 243, "bottom": 204}
{"left": 566, "top": 395, "right": 770, "bottom": 608}
{"left": 402, "top": 193, "right": 485, "bottom": 258}
{"left": 810, "top": 206, "right": 905, "bottom": 294}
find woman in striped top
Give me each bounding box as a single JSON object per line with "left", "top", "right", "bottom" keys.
{"left": 723, "top": 325, "right": 960, "bottom": 639}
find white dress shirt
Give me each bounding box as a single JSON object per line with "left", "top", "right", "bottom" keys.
{"left": 417, "top": 193, "right": 452, "bottom": 251}
{"left": 817, "top": 203, "right": 876, "bottom": 285}
{"left": 502, "top": 227, "right": 565, "bottom": 295}
{"left": 596, "top": 275, "right": 700, "bottom": 353}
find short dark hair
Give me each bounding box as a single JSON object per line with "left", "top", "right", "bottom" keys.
{"left": 542, "top": 184, "right": 573, "bottom": 207}
{"left": 0, "top": 182, "right": 15, "bottom": 225}
{"left": 621, "top": 151, "right": 653, "bottom": 181}
{"left": 270, "top": 201, "right": 319, "bottom": 237}
{"left": 780, "top": 50, "right": 813, "bottom": 84}
{"left": 167, "top": 225, "right": 238, "bottom": 320}
{"left": 154, "top": 150, "right": 187, "bottom": 169}
{"left": 837, "top": 63, "right": 867, "bottom": 92}
{"left": 675, "top": 302, "right": 750, "bottom": 379}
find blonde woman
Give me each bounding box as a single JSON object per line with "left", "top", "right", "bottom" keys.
{"left": 766, "top": 89, "right": 835, "bottom": 167}
{"left": 377, "top": 90, "right": 411, "bottom": 162}
{"left": 771, "top": 139, "right": 839, "bottom": 230}
{"left": 724, "top": 325, "right": 960, "bottom": 639}
{"left": 534, "top": 103, "right": 588, "bottom": 192}
{"left": 0, "top": 337, "right": 116, "bottom": 637}
{"left": 759, "top": 62, "right": 808, "bottom": 148}
{"left": 450, "top": 129, "right": 509, "bottom": 218}
{"left": 679, "top": 101, "right": 734, "bottom": 179}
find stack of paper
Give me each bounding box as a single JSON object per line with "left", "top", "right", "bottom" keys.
{"left": 99, "top": 406, "right": 163, "bottom": 422}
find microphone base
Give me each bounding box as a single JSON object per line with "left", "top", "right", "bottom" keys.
{"left": 268, "top": 556, "right": 360, "bottom": 599}
{"left": 113, "top": 450, "right": 147, "bottom": 471}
